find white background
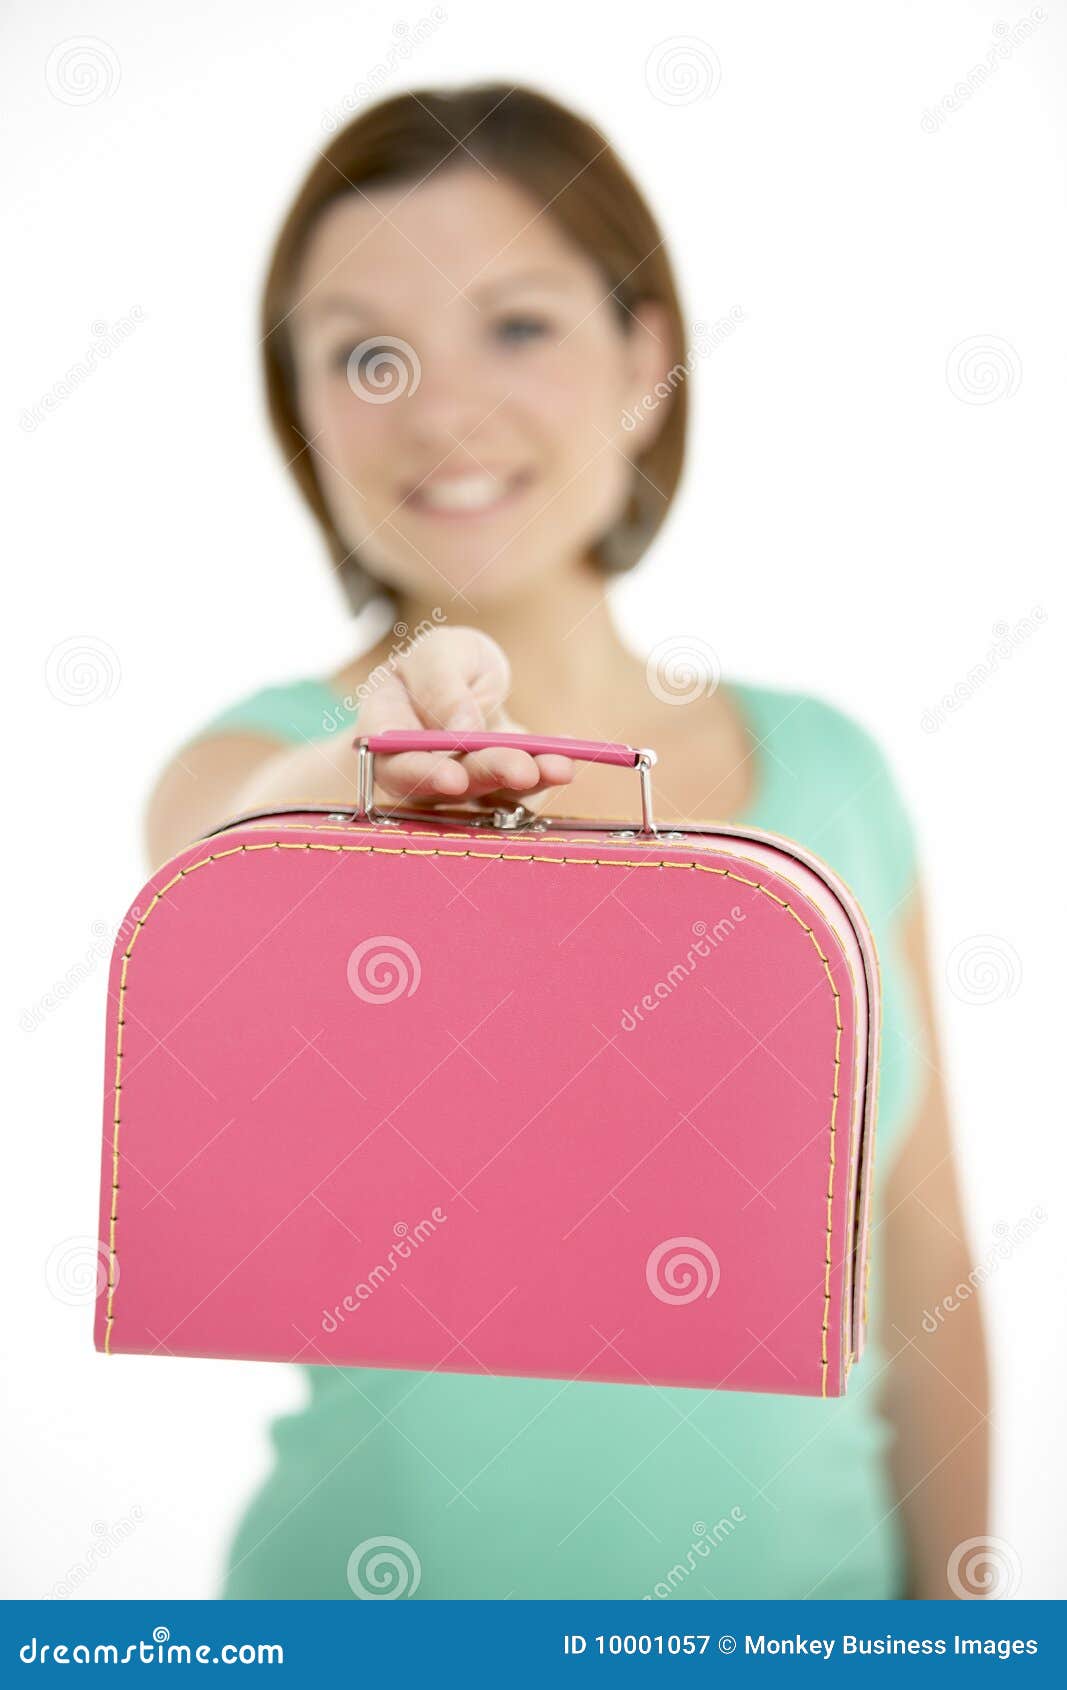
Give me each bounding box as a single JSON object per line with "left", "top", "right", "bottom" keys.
{"left": 3, "top": 0, "right": 1063, "bottom": 1599}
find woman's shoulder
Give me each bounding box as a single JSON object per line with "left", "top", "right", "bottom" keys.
{"left": 187, "top": 675, "right": 356, "bottom": 747}
{"left": 729, "top": 677, "right": 920, "bottom": 920}
{"left": 729, "top": 677, "right": 892, "bottom": 771}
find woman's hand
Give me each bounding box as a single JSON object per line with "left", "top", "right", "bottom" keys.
{"left": 145, "top": 627, "right": 577, "bottom": 866}
{"left": 357, "top": 626, "right": 577, "bottom": 812}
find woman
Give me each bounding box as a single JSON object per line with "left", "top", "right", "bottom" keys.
{"left": 147, "top": 84, "right": 990, "bottom": 1600}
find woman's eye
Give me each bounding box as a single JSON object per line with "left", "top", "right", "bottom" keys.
{"left": 494, "top": 314, "right": 550, "bottom": 347}
{"left": 331, "top": 342, "right": 371, "bottom": 374}
{"left": 328, "top": 319, "right": 552, "bottom": 372}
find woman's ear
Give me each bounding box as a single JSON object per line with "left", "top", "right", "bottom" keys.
{"left": 618, "top": 299, "right": 683, "bottom": 453}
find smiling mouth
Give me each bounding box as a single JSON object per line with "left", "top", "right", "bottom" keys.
{"left": 403, "top": 470, "right": 532, "bottom": 518}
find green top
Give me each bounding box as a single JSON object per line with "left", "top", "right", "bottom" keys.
{"left": 195, "top": 675, "right": 923, "bottom": 1600}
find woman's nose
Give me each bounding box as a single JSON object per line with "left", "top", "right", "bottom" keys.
{"left": 396, "top": 343, "right": 504, "bottom": 442}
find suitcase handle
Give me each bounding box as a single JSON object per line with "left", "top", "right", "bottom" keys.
{"left": 352, "top": 730, "right": 659, "bottom": 832}
{"left": 359, "top": 730, "right": 645, "bottom": 767}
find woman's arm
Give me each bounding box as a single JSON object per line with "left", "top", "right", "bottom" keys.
{"left": 144, "top": 629, "right": 577, "bottom": 868}
{"left": 144, "top": 729, "right": 390, "bottom": 868}
{"left": 879, "top": 886, "right": 992, "bottom": 1599}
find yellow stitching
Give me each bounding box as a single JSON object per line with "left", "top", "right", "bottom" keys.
{"left": 104, "top": 843, "right": 845, "bottom": 1392}
{"left": 233, "top": 816, "right": 884, "bottom": 940}
{"left": 861, "top": 929, "right": 886, "bottom": 1340}
{"left": 839, "top": 953, "right": 864, "bottom": 1363}
{"left": 239, "top": 821, "right": 716, "bottom": 846}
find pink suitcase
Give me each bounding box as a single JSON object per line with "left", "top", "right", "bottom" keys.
{"left": 95, "top": 731, "right": 881, "bottom": 1397}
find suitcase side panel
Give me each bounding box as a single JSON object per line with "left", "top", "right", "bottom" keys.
{"left": 96, "top": 826, "right": 865, "bottom": 1397}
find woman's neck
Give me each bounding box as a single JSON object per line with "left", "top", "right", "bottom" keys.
{"left": 340, "top": 558, "right": 758, "bottom": 822}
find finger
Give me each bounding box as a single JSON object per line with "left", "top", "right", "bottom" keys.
{"left": 452, "top": 746, "right": 543, "bottom": 798}
{"left": 353, "top": 669, "right": 456, "bottom": 801}
{"left": 477, "top": 710, "right": 576, "bottom": 810}
{"left": 353, "top": 666, "right": 422, "bottom": 737}
{"left": 357, "top": 657, "right": 468, "bottom": 799}
{"left": 370, "top": 634, "right": 517, "bottom": 800}
{"left": 397, "top": 626, "right": 511, "bottom": 730}
{"left": 451, "top": 750, "right": 575, "bottom": 801}
{"left": 532, "top": 753, "right": 577, "bottom": 787}
{"left": 374, "top": 751, "right": 470, "bottom": 803}
{"left": 445, "top": 701, "right": 578, "bottom": 810}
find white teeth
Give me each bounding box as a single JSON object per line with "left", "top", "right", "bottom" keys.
{"left": 414, "top": 474, "right": 506, "bottom": 512}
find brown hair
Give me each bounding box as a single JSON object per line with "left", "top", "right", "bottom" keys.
{"left": 261, "top": 82, "right": 689, "bottom": 614}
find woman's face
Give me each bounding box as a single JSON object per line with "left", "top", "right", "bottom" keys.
{"left": 287, "top": 165, "right": 673, "bottom": 607}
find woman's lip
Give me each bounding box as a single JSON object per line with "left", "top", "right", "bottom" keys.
{"left": 402, "top": 469, "right": 532, "bottom": 520}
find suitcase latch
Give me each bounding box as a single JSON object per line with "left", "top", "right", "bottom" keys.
{"left": 490, "top": 802, "right": 541, "bottom": 830}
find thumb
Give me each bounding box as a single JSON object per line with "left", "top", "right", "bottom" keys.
{"left": 399, "top": 626, "right": 512, "bottom": 732}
